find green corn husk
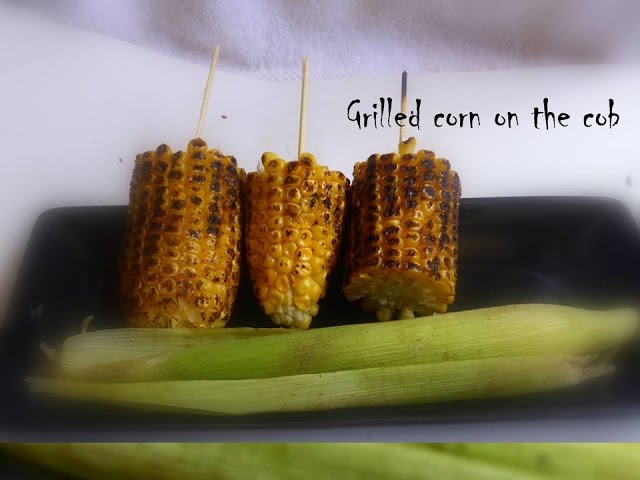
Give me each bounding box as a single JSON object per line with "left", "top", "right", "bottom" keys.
{"left": 31, "top": 355, "right": 611, "bottom": 415}
{"left": 425, "top": 443, "right": 640, "bottom": 480}
{"left": 80, "top": 304, "right": 636, "bottom": 382}
{"left": 0, "top": 443, "right": 554, "bottom": 480}
{"left": 59, "top": 327, "right": 292, "bottom": 373}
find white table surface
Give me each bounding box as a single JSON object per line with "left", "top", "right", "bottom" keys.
{"left": 1, "top": 4, "right": 639, "bottom": 441}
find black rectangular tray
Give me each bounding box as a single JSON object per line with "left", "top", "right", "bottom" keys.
{"left": 1, "top": 196, "right": 640, "bottom": 440}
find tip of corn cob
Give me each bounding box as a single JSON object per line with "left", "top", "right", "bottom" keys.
{"left": 245, "top": 152, "right": 348, "bottom": 329}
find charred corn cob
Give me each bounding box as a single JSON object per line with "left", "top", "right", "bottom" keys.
{"left": 343, "top": 137, "right": 461, "bottom": 321}
{"left": 245, "top": 153, "right": 348, "bottom": 329}
{"left": 120, "top": 138, "right": 245, "bottom": 328}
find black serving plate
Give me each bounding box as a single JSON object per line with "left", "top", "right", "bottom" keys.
{"left": 1, "top": 196, "right": 640, "bottom": 440}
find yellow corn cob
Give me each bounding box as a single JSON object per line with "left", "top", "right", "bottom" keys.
{"left": 245, "top": 152, "right": 349, "bottom": 329}
{"left": 343, "top": 137, "right": 461, "bottom": 321}
{"left": 121, "top": 138, "right": 245, "bottom": 328}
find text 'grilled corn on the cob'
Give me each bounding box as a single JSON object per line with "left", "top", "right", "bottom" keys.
{"left": 343, "top": 137, "right": 461, "bottom": 321}
{"left": 121, "top": 138, "right": 245, "bottom": 328}
{"left": 245, "top": 153, "right": 349, "bottom": 329}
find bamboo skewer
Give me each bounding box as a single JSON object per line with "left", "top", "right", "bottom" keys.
{"left": 297, "top": 57, "right": 309, "bottom": 159}
{"left": 399, "top": 70, "right": 408, "bottom": 143}
{"left": 195, "top": 45, "right": 221, "bottom": 139}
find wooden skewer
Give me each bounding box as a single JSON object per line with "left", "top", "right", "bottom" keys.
{"left": 399, "top": 70, "right": 408, "bottom": 143}
{"left": 297, "top": 57, "right": 309, "bottom": 159}
{"left": 195, "top": 45, "right": 221, "bottom": 139}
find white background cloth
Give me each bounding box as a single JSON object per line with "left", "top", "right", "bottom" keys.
{"left": 20, "top": 0, "right": 640, "bottom": 79}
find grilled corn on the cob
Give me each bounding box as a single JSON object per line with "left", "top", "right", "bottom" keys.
{"left": 343, "top": 137, "right": 461, "bottom": 321}
{"left": 245, "top": 153, "right": 348, "bottom": 329}
{"left": 121, "top": 138, "right": 245, "bottom": 328}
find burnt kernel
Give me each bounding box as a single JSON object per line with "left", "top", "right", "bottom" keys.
{"left": 323, "top": 212, "right": 331, "bottom": 224}
{"left": 299, "top": 155, "right": 313, "bottom": 166}
{"left": 443, "top": 256, "right": 452, "bottom": 267}
{"left": 228, "top": 188, "right": 238, "bottom": 199}
{"left": 212, "top": 160, "right": 222, "bottom": 171}
{"left": 152, "top": 209, "right": 166, "bottom": 218}
{"left": 228, "top": 156, "right": 238, "bottom": 165}
{"left": 380, "top": 153, "right": 395, "bottom": 163}
{"left": 364, "top": 234, "right": 379, "bottom": 245}
{"left": 405, "top": 248, "right": 417, "bottom": 257}
{"left": 155, "top": 161, "right": 169, "bottom": 173}
{"left": 284, "top": 175, "right": 298, "bottom": 184}
{"left": 156, "top": 144, "right": 170, "bottom": 155}
{"left": 191, "top": 152, "right": 205, "bottom": 160}
{"left": 169, "top": 171, "right": 184, "bottom": 180}
{"left": 190, "top": 138, "right": 207, "bottom": 148}
{"left": 192, "top": 164, "right": 205, "bottom": 172}
{"left": 382, "top": 163, "right": 397, "bottom": 173}
{"left": 438, "top": 159, "right": 451, "bottom": 170}
{"left": 422, "top": 186, "right": 436, "bottom": 198}
{"left": 423, "top": 172, "right": 436, "bottom": 182}
{"left": 192, "top": 173, "right": 206, "bottom": 184}
{"left": 149, "top": 222, "right": 162, "bottom": 232}
{"left": 424, "top": 233, "right": 437, "bottom": 244}
{"left": 190, "top": 196, "right": 202, "bottom": 206}
{"left": 164, "top": 225, "right": 179, "bottom": 233}
{"left": 439, "top": 202, "right": 450, "bottom": 212}
{"left": 142, "top": 151, "right": 152, "bottom": 160}
{"left": 322, "top": 198, "right": 332, "bottom": 209}
{"left": 405, "top": 200, "right": 418, "bottom": 209}
{"left": 383, "top": 193, "right": 398, "bottom": 204}
{"left": 404, "top": 261, "right": 422, "bottom": 271}
{"left": 366, "top": 246, "right": 381, "bottom": 255}
{"left": 211, "top": 182, "right": 221, "bottom": 192}
{"left": 226, "top": 164, "right": 237, "bottom": 175}
{"left": 382, "top": 260, "right": 400, "bottom": 269}
{"left": 402, "top": 176, "right": 416, "bottom": 186}
{"left": 383, "top": 205, "right": 401, "bottom": 217}
{"left": 441, "top": 190, "right": 451, "bottom": 202}
{"left": 365, "top": 213, "right": 379, "bottom": 223}
{"left": 427, "top": 257, "right": 441, "bottom": 272}
{"left": 208, "top": 214, "right": 222, "bottom": 225}
{"left": 405, "top": 220, "right": 420, "bottom": 229}
{"left": 400, "top": 165, "right": 417, "bottom": 175}
{"left": 287, "top": 161, "right": 300, "bottom": 173}
{"left": 421, "top": 158, "right": 435, "bottom": 169}
{"left": 382, "top": 225, "right": 400, "bottom": 236}
{"left": 404, "top": 187, "right": 418, "bottom": 198}
{"left": 383, "top": 175, "right": 395, "bottom": 184}
{"left": 382, "top": 185, "right": 395, "bottom": 195}
{"left": 384, "top": 248, "right": 401, "bottom": 257}
{"left": 207, "top": 226, "right": 220, "bottom": 236}
{"left": 384, "top": 237, "right": 400, "bottom": 245}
